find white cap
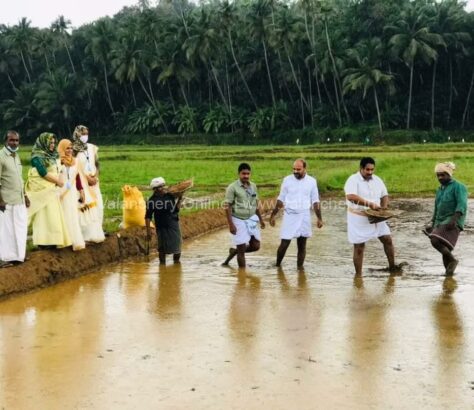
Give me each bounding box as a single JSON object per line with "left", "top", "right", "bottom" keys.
{"left": 150, "top": 177, "right": 166, "bottom": 189}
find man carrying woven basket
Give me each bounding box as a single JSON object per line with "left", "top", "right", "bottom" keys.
{"left": 145, "top": 177, "right": 183, "bottom": 265}
{"left": 344, "top": 157, "right": 396, "bottom": 276}
{"left": 423, "top": 162, "right": 468, "bottom": 276}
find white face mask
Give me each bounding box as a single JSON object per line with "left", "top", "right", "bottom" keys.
{"left": 6, "top": 145, "right": 19, "bottom": 153}
{"left": 80, "top": 134, "right": 89, "bottom": 144}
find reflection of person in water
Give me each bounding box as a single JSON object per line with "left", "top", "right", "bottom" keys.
{"left": 348, "top": 276, "right": 395, "bottom": 398}
{"left": 151, "top": 263, "right": 183, "bottom": 320}
{"left": 228, "top": 269, "right": 261, "bottom": 353}
{"left": 276, "top": 267, "right": 317, "bottom": 355}
{"left": 432, "top": 277, "right": 464, "bottom": 400}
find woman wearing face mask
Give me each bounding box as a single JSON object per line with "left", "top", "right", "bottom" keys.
{"left": 25, "top": 133, "right": 71, "bottom": 248}
{"left": 72, "top": 125, "right": 105, "bottom": 243}
{"left": 58, "top": 139, "right": 86, "bottom": 251}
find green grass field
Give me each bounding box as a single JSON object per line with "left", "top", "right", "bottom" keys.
{"left": 19, "top": 143, "right": 474, "bottom": 232}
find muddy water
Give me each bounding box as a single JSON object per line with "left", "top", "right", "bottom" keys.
{"left": 1, "top": 200, "right": 474, "bottom": 409}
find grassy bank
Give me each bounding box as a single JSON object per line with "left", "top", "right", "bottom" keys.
{"left": 19, "top": 143, "right": 474, "bottom": 232}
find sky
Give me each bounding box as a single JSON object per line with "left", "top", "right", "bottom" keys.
{"left": 0, "top": 0, "right": 473, "bottom": 29}
{"left": 0, "top": 0, "right": 140, "bottom": 28}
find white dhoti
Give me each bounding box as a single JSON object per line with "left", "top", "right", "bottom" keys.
{"left": 347, "top": 212, "right": 390, "bottom": 244}
{"left": 0, "top": 204, "right": 28, "bottom": 262}
{"left": 231, "top": 215, "right": 261, "bottom": 246}
{"left": 280, "top": 210, "right": 312, "bottom": 240}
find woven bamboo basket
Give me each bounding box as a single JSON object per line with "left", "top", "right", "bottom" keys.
{"left": 364, "top": 209, "right": 403, "bottom": 224}
{"left": 167, "top": 178, "right": 194, "bottom": 195}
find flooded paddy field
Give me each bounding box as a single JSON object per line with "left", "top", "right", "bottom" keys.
{"left": 0, "top": 200, "right": 473, "bottom": 409}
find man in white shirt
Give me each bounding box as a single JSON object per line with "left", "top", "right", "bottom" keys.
{"left": 344, "top": 157, "right": 396, "bottom": 276}
{"left": 270, "top": 159, "right": 323, "bottom": 268}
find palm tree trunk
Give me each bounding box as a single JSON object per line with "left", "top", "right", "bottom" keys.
{"left": 304, "top": 11, "right": 322, "bottom": 104}
{"left": 138, "top": 75, "right": 169, "bottom": 133}
{"left": 7, "top": 73, "right": 16, "bottom": 90}
{"left": 225, "top": 59, "right": 232, "bottom": 118}
{"left": 228, "top": 30, "right": 257, "bottom": 109}
{"left": 324, "top": 21, "right": 349, "bottom": 123}
{"left": 431, "top": 60, "right": 437, "bottom": 131}
{"left": 130, "top": 82, "right": 137, "bottom": 108}
{"left": 262, "top": 38, "right": 276, "bottom": 108}
{"left": 180, "top": 82, "right": 190, "bottom": 108}
{"left": 167, "top": 82, "right": 176, "bottom": 113}
{"left": 209, "top": 61, "right": 229, "bottom": 111}
{"left": 406, "top": 62, "right": 414, "bottom": 129}
{"left": 64, "top": 40, "right": 76, "bottom": 74}
{"left": 20, "top": 50, "right": 31, "bottom": 82}
{"left": 103, "top": 64, "right": 114, "bottom": 113}
{"left": 461, "top": 66, "right": 474, "bottom": 129}
{"left": 286, "top": 48, "right": 309, "bottom": 110}
{"left": 374, "top": 87, "right": 383, "bottom": 136}
{"left": 44, "top": 54, "right": 51, "bottom": 74}
{"left": 307, "top": 63, "right": 314, "bottom": 126}
{"left": 447, "top": 56, "right": 453, "bottom": 126}
{"left": 333, "top": 77, "right": 342, "bottom": 126}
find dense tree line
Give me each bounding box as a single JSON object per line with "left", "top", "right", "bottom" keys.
{"left": 1, "top": 0, "right": 474, "bottom": 141}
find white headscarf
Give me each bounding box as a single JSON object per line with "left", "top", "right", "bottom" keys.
{"left": 434, "top": 162, "right": 455, "bottom": 176}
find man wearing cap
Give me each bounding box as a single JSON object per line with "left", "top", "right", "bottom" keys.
{"left": 0, "top": 130, "right": 30, "bottom": 267}
{"left": 222, "top": 163, "right": 265, "bottom": 268}
{"left": 145, "top": 177, "right": 183, "bottom": 264}
{"left": 344, "top": 157, "right": 396, "bottom": 276}
{"left": 424, "top": 162, "right": 468, "bottom": 276}
{"left": 269, "top": 158, "right": 323, "bottom": 268}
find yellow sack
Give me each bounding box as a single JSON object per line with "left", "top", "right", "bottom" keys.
{"left": 122, "top": 185, "right": 150, "bottom": 229}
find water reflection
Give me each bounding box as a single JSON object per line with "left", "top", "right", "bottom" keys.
{"left": 148, "top": 263, "right": 183, "bottom": 319}
{"left": 228, "top": 268, "right": 261, "bottom": 354}
{"left": 348, "top": 275, "right": 397, "bottom": 394}
{"left": 433, "top": 277, "right": 464, "bottom": 402}
{"left": 0, "top": 276, "right": 105, "bottom": 408}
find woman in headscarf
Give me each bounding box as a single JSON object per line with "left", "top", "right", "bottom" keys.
{"left": 25, "top": 133, "right": 71, "bottom": 248}
{"left": 72, "top": 125, "right": 105, "bottom": 243}
{"left": 58, "top": 139, "right": 86, "bottom": 251}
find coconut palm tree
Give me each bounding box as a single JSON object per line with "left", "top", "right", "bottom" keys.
{"left": 343, "top": 38, "right": 394, "bottom": 135}
{"left": 386, "top": 3, "right": 445, "bottom": 129}
{"left": 51, "top": 16, "right": 76, "bottom": 74}
{"left": 84, "top": 18, "right": 116, "bottom": 114}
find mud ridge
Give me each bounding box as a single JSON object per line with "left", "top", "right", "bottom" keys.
{"left": 0, "top": 198, "right": 275, "bottom": 299}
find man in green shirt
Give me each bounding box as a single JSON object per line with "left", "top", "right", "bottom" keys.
{"left": 424, "top": 162, "right": 468, "bottom": 276}
{"left": 0, "top": 130, "right": 30, "bottom": 266}
{"left": 222, "top": 163, "right": 265, "bottom": 268}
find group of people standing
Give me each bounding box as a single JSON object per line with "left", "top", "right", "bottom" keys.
{"left": 1, "top": 130, "right": 468, "bottom": 278}
{"left": 223, "top": 158, "right": 468, "bottom": 277}
{"left": 0, "top": 126, "right": 104, "bottom": 267}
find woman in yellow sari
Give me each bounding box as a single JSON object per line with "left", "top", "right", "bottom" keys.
{"left": 25, "top": 133, "right": 71, "bottom": 248}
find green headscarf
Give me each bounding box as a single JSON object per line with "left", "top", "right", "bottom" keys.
{"left": 72, "top": 124, "right": 89, "bottom": 153}
{"left": 31, "top": 132, "right": 59, "bottom": 168}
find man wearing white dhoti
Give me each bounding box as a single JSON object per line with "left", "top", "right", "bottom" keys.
{"left": 0, "top": 131, "right": 30, "bottom": 266}
{"left": 223, "top": 163, "right": 265, "bottom": 268}
{"left": 344, "top": 157, "right": 396, "bottom": 276}
{"left": 270, "top": 159, "right": 323, "bottom": 268}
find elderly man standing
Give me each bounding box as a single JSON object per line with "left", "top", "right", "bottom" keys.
{"left": 424, "top": 162, "right": 468, "bottom": 276}
{"left": 222, "top": 163, "right": 265, "bottom": 268}
{"left": 344, "top": 157, "right": 396, "bottom": 276}
{"left": 269, "top": 159, "right": 323, "bottom": 268}
{"left": 0, "top": 130, "right": 30, "bottom": 267}
{"left": 146, "top": 177, "right": 182, "bottom": 265}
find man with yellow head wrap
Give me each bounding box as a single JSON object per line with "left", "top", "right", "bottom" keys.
{"left": 424, "top": 162, "right": 468, "bottom": 276}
